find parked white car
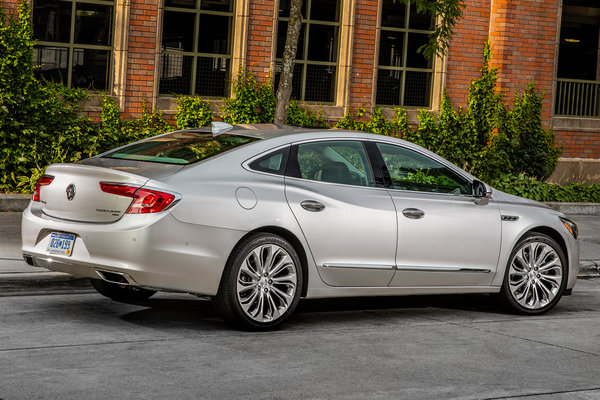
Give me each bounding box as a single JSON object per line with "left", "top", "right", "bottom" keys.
{"left": 22, "top": 123, "right": 579, "bottom": 329}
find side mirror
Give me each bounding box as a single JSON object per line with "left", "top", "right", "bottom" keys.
{"left": 472, "top": 180, "right": 492, "bottom": 205}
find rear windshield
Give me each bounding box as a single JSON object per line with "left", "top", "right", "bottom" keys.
{"left": 103, "top": 131, "right": 258, "bottom": 165}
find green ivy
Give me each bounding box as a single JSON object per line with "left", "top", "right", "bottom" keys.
{"left": 0, "top": 2, "right": 100, "bottom": 193}
{"left": 286, "top": 100, "right": 328, "bottom": 127}
{"left": 176, "top": 96, "right": 213, "bottom": 129}
{"left": 491, "top": 174, "right": 600, "bottom": 203}
{"left": 221, "top": 69, "right": 276, "bottom": 124}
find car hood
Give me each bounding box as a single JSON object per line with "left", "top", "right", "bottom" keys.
{"left": 491, "top": 189, "right": 551, "bottom": 210}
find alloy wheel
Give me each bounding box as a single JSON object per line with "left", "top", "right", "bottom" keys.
{"left": 508, "top": 240, "right": 563, "bottom": 310}
{"left": 236, "top": 243, "right": 298, "bottom": 323}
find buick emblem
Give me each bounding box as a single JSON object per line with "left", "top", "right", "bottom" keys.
{"left": 66, "top": 184, "right": 76, "bottom": 201}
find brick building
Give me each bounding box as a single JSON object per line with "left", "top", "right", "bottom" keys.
{"left": 3, "top": 0, "right": 600, "bottom": 178}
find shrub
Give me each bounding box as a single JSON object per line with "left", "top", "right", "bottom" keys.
{"left": 286, "top": 100, "right": 328, "bottom": 127}
{"left": 491, "top": 174, "right": 600, "bottom": 203}
{"left": 221, "top": 69, "right": 276, "bottom": 124}
{"left": 100, "top": 97, "right": 171, "bottom": 150}
{"left": 0, "top": 2, "right": 101, "bottom": 193}
{"left": 334, "top": 107, "right": 398, "bottom": 135}
{"left": 176, "top": 96, "right": 213, "bottom": 129}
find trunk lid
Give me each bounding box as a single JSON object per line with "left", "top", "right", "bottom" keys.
{"left": 40, "top": 163, "right": 150, "bottom": 223}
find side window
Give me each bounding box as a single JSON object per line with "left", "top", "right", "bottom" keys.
{"left": 248, "top": 147, "right": 290, "bottom": 175}
{"left": 291, "top": 141, "right": 374, "bottom": 187}
{"left": 376, "top": 142, "right": 471, "bottom": 194}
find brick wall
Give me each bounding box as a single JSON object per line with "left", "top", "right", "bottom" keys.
{"left": 488, "top": 0, "right": 559, "bottom": 128}
{"left": 445, "top": 0, "right": 491, "bottom": 107}
{"left": 349, "top": 0, "right": 378, "bottom": 110}
{"left": 556, "top": 130, "right": 600, "bottom": 158}
{"left": 247, "top": 0, "right": 276, "bottom": 79}
{"left": 1, "top": 0, "right": 19, "bottom": 13}
{"left": 122, "top": 0, "right": 160, "bottom": 118}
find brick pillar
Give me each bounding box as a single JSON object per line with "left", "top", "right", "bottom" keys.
{"left": 349, "top": 0, "right": 378, "bottom": 111}
{"left": 445, "top": 0, "right": 492, "bottom": 107}
{"left": 246, "top": 0, "right": 276, "bottom": 79}
{"left": 123, "top": 0, "right": 160, "bottom": 118}
{"left": 488, "top": 0, "right": 559, "bottom": 128}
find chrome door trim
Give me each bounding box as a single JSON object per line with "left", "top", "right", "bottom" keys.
{"left": 323, "top": 263, "right": 396, "bottom": 270}
{"left": 395, "top": 265, "right": 492, "bottom": 273}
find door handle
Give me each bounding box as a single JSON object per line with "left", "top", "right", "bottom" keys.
{"left": 402, "top": 208, "right": 425, "bottom": 219}
{"left": 301, "top": 200, "right": 325, "bottom": 212}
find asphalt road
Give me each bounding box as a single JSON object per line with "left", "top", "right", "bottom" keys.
{"left": 2, "top": 280, "right": 600, "bottom": 400}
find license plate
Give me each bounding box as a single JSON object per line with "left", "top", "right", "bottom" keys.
{"left": 47, "top": 233, "right": 76, "bottom": 256}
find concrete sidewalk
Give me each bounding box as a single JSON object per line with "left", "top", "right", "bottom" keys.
{"left": 1, "top": 211, "right": 600, "bottom": 294}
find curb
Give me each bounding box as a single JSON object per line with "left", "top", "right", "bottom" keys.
{"left": 0, "top": 271, "right": 92, "bottom": 296}
{"left": 579, "top": 260, "right": 600, "bottom": 279}
{"left": 545, "top": 202, "right": 600, "bottom": 215}
{"left": 0, "top": 194, "right": 31, "bottom": 212}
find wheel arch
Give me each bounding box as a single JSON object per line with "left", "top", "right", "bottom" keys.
{"left": 231, "top": 226, "right": 310, "bottom": 298}
{"left": 524, "top": 226, "right": 569, "bottom": 267}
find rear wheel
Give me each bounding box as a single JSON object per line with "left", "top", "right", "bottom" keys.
{"left": 213, "top": 233, "right": 303, "bottom": 330}
{"left": 499, "top": 233, "right": 567, "bottom": 314}
{"left": 89, "top": 279, "right": 156, "bottom": 303}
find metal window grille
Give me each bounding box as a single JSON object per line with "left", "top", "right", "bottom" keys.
{"left": 555, "top": 79, "right": 600, "bottom": 118}
{"left": 376, "top": 0, "right": 434, "bottom": 108}
{"left": 160, "top": 1, "right": 234, "bottom": 97}
{"left": 275, "top": 0, "right": 340, "bottom": 103}
{"left": 32, "top": 0, "right": 115, "bottom": 90}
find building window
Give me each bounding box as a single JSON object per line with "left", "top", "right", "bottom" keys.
{"left": 32, "top": 0, "right": 114, "bottom": 90}
{"left": 555, "top": 0, "right": 600, "bottom": 117}
{"left": 275, "top": 0, "right": 340, "bottom": 103}
{"left": 160, "top": 0, "right": 234, "bottom": 97}
{"left": 376, "top": 0, "right": 434, "bottom": 107}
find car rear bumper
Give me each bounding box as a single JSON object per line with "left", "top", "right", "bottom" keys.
{"left": 21, "top": 203, "right": 245, "bottom": 296}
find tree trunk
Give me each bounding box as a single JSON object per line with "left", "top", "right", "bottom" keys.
{"left": 274, "top": 0, "right": 303, "bottom": 125}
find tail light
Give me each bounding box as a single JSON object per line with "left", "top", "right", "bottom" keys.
{"left": 33, "top": 175, "right": 55, "bottom": 202}
{"left": 100, "top": 183, "right": 176, "bottom": 214}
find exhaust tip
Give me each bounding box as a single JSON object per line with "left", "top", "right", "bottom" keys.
{"left": 23, "top": 254, "right": 35, "bottom": 266}
{"left": 96, "top": 270, "right": 132, "bottom": 285}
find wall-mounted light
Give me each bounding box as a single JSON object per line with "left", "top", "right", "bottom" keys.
{"left": 564, "top": 38, "right": 581, "bottom": 43}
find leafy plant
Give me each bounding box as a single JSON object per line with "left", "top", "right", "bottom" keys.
{"left": 176, "top": 96, "right": 213, "bottom": 129}
{"left": 491, "top": 174, "right": 600, "bottom": 203}
{"left": 286, "top": 100, "right": 328, "bottom": 127}
{"left": 221, "top": 69, "right": 276, "bottom": 124}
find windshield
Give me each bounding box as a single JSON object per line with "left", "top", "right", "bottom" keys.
{"left": 103, "top": 131, "right": 258, "bottom": 165}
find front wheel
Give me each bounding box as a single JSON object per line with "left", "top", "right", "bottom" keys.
{"left": 213, "top": 233, "right": 303, "bottom": 330}
{"left": 499, "top": 233, "right": 567, "bottom": 314}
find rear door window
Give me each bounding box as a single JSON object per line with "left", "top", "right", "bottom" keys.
{"left": 287, "top": 140, "right": 375, "bottom": 187}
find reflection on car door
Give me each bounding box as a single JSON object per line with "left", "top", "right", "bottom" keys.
{"left": 373, "top": 141, "right": 502, "bottom": 287}
{"left": 284, "top": 140, "right": 397, "bottom": 287}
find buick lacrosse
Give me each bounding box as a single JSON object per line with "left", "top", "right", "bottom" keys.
{"left": 22, "top": 123, "right": 579, "bottom": 329}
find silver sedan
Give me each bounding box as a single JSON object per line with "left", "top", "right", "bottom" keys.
{"left": 22, "top": 123, "right": 579, "bottom": 330}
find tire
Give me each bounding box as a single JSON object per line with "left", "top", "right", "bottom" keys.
{"left": 213, "top": 233, "right": 303, "bottom": 330}
{"left": 89, "top": 278, "right": 156, "bottom": 303}
{"left": 499, "top": 233, "right": 567, "bottom": 315}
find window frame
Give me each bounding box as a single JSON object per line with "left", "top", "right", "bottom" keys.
{"left": 275, "top": 0, "right": 341, "bottom": 104}
{"left": 285, "top": 139, "right": 377, "bottom": 188}
{"left": 32, "top": 0, "right": 116, "bottom": 90}
{"left": 368, "top": 140, "right": 474, "bottom": 197}
{"left": 160, "top": 0, "right": 235, "bottom": 97}
{"left": 375, "top": 0, "right": 436, "bottom": 108}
